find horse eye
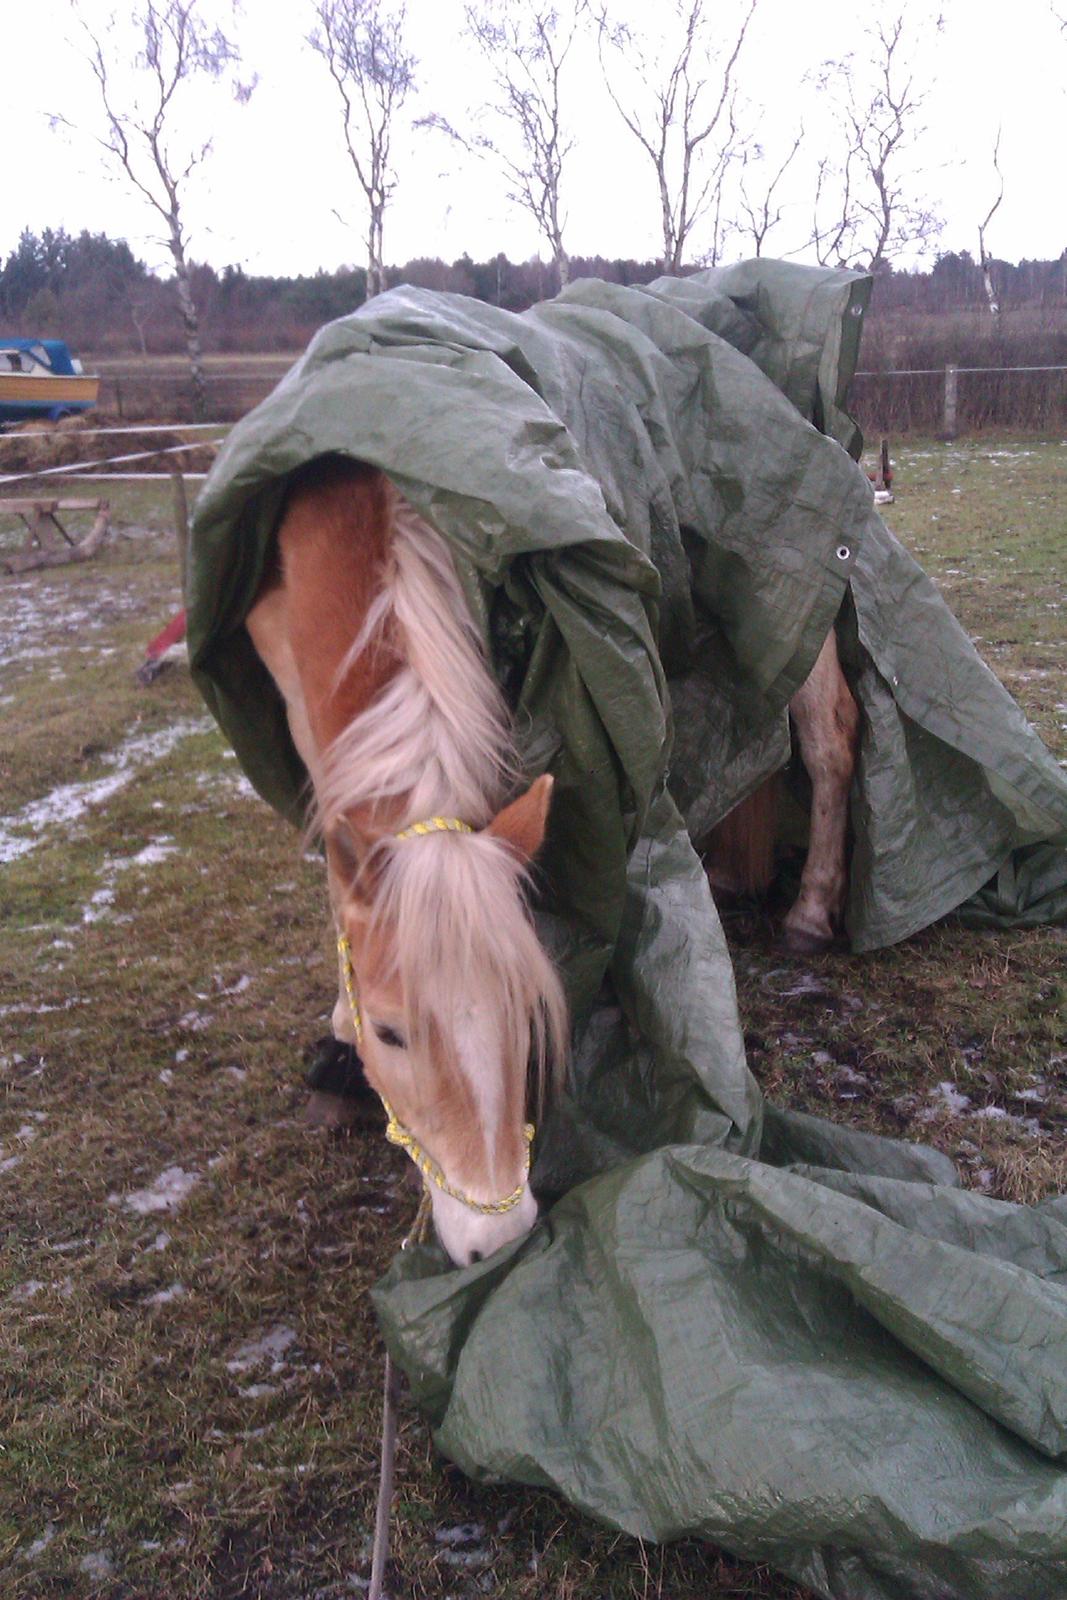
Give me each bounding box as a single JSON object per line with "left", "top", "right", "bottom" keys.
{"left": 373, "top": 1022, "right": 407, "bottom": 1050}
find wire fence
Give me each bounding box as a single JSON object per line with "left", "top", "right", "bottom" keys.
{"left": 851, "top": 365, "right": 1067, "bottom": 435}
{"left": 89, "top": 361, "right": 1067, "bottom": 435}
{"left": 0, "top": 422, "right": 225, "bottom": 491}
{"left": 95, "top": 370, "right": 288, "bottom": 423}
{"left": 1, "top": 361, "right": 1065, "bottom": 502}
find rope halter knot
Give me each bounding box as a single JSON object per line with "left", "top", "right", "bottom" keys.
{"left": 336, "top": 814, "right": 536, "bottom": 1218}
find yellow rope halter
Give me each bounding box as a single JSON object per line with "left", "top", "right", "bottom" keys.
{"left": 335, "top": 815, "right": 535, "bottom": 1218}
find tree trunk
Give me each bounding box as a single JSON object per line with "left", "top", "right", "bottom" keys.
{"left": 171, "top": 244, "right": 208, "bottom": 421}
{"left": 367, "top": 204, "right": 385, "bottom": 301}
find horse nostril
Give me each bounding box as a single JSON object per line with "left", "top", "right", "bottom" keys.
{"left": 469, "top": 1250, "right": 483, "bottom": 1265}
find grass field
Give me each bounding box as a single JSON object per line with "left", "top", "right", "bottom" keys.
{"left": 1, "top": 439, "right": 1065, "bottom": 1599}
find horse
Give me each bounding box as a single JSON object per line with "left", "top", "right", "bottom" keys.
{"left": 246, "top": 457, "right": 568, "bottom": 1267}
{"left": 705, "top": 627, "right": 860, "bottom": 954}
{"left": 245, "top": 454, "right": 859, "bottom": 1265}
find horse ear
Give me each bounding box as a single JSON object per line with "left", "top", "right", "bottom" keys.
{"left": 326, "top": 817, "right": 377, "bottom": 898}
{"left": 487, "top": 774, "right": 554, "bottom": 863}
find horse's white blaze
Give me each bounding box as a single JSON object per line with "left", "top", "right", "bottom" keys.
{"left": 454, "top": 1001, "right": 506, "bottom": 1179}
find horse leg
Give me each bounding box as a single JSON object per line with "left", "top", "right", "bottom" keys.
{"left": 782, "top": 629, "right": 860, "bottom": 953}
{"left": 247, "top": 582, "right": 367, "bottom": 1127}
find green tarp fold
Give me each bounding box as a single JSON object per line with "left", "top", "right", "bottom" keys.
{"left": 188, "top": 260, "right": 1067, "bottom": 1599}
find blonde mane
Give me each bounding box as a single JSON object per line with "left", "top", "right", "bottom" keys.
{"left": 318, "top": 480, "right": 567, "bottom": 1108}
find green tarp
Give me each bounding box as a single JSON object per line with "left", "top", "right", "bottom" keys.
{"left": 187, "top": 261, "right": 1067, "bottom": 1599}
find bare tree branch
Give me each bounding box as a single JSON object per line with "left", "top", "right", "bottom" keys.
{"left": 596, "top": 0, "right": 758, "bottom": 273}
{"left": 453, "top": 3, "right": 581, "bottom": 288}
{"left": 810, "top": 11, "right": 942, "bottom": 273}
{"left": 65, "top": 0, "right": 252, "bottom": 417}
{"left": 308, "top": 0, "right": 416, "bottom": 300}
{"left": 736, "top": 130, "right": 803, "bottom": 257}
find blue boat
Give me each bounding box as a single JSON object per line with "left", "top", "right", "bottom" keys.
{"left": 0, "top": 339, "right": 100, "bottom": 424}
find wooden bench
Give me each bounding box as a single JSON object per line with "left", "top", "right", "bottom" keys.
{"left": 0, "top": 497, "right": 111, "bottom": 574}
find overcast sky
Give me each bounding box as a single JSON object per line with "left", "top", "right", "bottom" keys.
{"left": 3, "top": 0, "right": 1065, "bottom": 279}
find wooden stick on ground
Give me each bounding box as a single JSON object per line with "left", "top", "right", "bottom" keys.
{"left": 369, "top": 1354, "right": 402, "bottom": 1600}
{"left": 0, "top": 500, "right": 111, "bottom": 575}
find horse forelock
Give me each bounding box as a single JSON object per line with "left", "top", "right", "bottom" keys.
{"left": 366, "top": 831, "right": 567, "bottom": 1122}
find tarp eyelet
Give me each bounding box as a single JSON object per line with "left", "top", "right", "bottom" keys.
{"left": 837, "top": 544, "right": 851, "bottom": 561}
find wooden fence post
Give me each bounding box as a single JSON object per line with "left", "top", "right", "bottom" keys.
{"left": 942, "top": 365, "right": 959, "bottom": 440}
{"left": 170, "top": 468, "right": 189, "bottom": 594}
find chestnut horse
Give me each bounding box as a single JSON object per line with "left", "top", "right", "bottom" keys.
{"left": 246, "top": 456, "right": 858, "bottom": 1263}
{"left": 247, "top": 458, "right": 567, "bottom": 1267}
{"left": 705, "top": 630, "right": 860, "bottom": 953}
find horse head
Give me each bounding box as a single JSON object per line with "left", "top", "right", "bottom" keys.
{"left": 327, "top": 775, "right": 566, "bottom": 1266}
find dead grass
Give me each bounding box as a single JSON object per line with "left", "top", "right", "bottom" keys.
{"left": 1, "top": 437, "right": 1065, "bottom": 1598}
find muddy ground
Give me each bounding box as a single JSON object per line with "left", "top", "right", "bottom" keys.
{"left": 1, "top": 441, "right": 1065, "bottom": 1598}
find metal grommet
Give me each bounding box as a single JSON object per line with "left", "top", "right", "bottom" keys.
{"left": 836, "top": 544, "right": 851, "bottom": 561}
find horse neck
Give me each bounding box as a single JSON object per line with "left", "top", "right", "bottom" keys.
{"left": 277, "top": 458, "right": 513, "bottom": 836}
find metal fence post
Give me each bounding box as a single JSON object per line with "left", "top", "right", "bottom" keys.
{"left": 942, "top": 365, "right": 958, "bottom": 440}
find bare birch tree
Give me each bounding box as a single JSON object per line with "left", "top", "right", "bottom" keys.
{"left": 457, "top": 3, "right": 580, "bottom": 289}
{"left": 811, "top": 12, "right": 941, "bottom": 273}
{"left": 308, "top": 0, "right": 416, "bottom": 301}
{"left": 66, "top": 0, "right": 251, "bottom": 418}
{"left": 596, "top": 0, "right": 758, "bottom": 273}
{"left": 977, "top": 131, "right": 1005, "bottom": 317}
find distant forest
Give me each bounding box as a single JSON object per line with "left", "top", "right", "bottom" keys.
{"left": 2, "top": 227, "right": 1066, "bottom": 370}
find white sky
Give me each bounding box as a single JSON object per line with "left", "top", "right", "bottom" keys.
{"left": 2, "top": 0, "right": 1064, "bottom": 279}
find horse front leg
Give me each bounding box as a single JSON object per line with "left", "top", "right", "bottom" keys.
{"left": 783, "top": 630, "right": 860, "bottom": 954}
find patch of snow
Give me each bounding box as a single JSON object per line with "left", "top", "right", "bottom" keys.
{"left": 111, "top": 1165, "right": 199, "bottom": 1215}
{"left": 146, "top": 1282, "right": 185, "bottom": 1306}
{"left": 0, "top": 997, "right": 87, "bottom": 1018}
{"left": 12, "top": 1280, "right": 46, "bottom": 1299}
{"left": 215, "top": 973, "right": 251, "bottom": 997}
{"left": 0, "top": 720, "right": 211, "bottom": 863}
{"left": 435, "top": 1523, "right": 486, "bottom": 1548}
{"left": 972, "top": 1105, "right": 1042, "bottom": 1137}
{"left": 226, "top": 1323, "right": 298, "bottom": 1374}
{"left": 238, "top": 1382, "right": 280, "bottom": 1399}
{"left": 21, "top": 1524, "right": 57, "bottom": 1561}
{"left": 0, "top": 1154, "right": 23, "bottom": 1172}
{"left": 930, "top": 1081, "right": 972, "bottom": 1116}
{"left": 82, "top": 836, "right": 179, "bottom": 924}
{"left": 79, "top": 1552, "right": 115, "bottom": 1581}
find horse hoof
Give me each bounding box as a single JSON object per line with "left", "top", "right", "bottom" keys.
{"left": 780, "top": 922, "right": 834, "bottom": 955}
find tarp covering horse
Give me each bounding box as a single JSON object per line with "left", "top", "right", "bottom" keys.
{"left": 187, "top": 261, "right": 1067, "bottom": 1600}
